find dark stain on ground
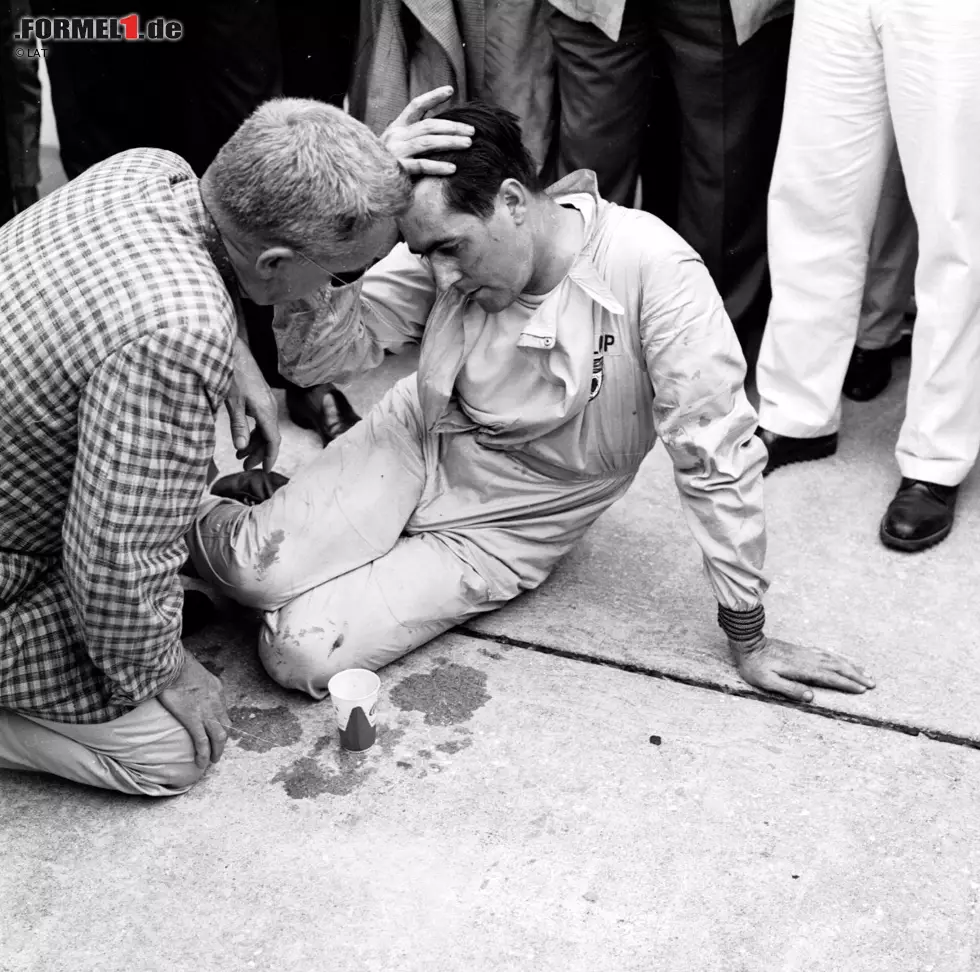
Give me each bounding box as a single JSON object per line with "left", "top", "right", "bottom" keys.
{"left": 200, "top": 659, "right": 224, "bottom": 677}
{"left": 311, "top": 732, "right": 333, "bottom": 757}
{"left": 227, "top": 705, "right": 303, "bottom": 753}
{"left": 396, "top": 761, "right": 413, "bottom": 770}
{"left": 435, "top": 738, "right": 472, "bottom": 755}
{"left": 273, "top": 757, "right": 373, "bottom": 799}
{"left": 388, "top": 663, "right": 490, "bottom": 726}
{"left": 479, "top": 648, "right": 504, "bottom": 661}
{"left": 379, "top": 726, "right": 406, "bottom": 755}
{"left": 418, "top": 749, "right": 432, "bottom": 758}
{"left": 255, "top": 529, "right": 286, "bottom": 578}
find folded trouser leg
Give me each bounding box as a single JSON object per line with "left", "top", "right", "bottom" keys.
{"left": 756, "top": 0, "right": 890, "bottom": 438}
{"left": 188, "top": 377, "right": 426, "bottom": 612}
{"left": 0, "top": 699, "right": 203, "bottom": 797}
{"left": 255, "top": 455, "right": 634, "bottom": 699}
{"left": 257, "top": 531, "right": 502, "bottom": 699}
{"left": 887, "top": 2, "right": 980, "bottom": 487}
{"left": 858, "top": 144, "right": 917, "bottom": 351}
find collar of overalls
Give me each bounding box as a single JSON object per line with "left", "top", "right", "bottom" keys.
{"left": 512, "top": 169, "right": 626, "bottom": 352}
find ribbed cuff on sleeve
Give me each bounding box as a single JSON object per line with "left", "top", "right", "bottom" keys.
{"left": 717, "top": 603, "right": 765, "bottom": 642}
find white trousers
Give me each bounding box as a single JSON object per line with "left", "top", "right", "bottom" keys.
{"left": 857, "top": 146, "right": 917, "bottom": 351}
{"left": 756, "top": 0, "right": 980, "bottom": 485}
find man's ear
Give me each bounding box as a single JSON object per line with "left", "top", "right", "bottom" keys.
{"left": 499, "top": 178, "right": 530, "bottom": 224}
{"left": 255, "top": 246, "right": 295, "bottom": 279}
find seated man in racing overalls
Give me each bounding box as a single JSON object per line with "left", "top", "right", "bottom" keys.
{"left": 189, "top": 102, "right": 876, "bottom": 705}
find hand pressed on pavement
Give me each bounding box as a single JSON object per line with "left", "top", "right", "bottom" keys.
{"left": 225, "top": 335, "right": 281, "bottom": 473}
{"left": 158, "top": 652, "right": 230, "bottom": 770}
{"left": 381, "top": 86, "right": 474, "bottom": 177}
{"left": 730, "top": 636, "right": 876, "bottom": 703}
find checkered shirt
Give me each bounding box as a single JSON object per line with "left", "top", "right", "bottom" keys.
{"left": 0, "top": 149, "right": 236, "bottom": 723}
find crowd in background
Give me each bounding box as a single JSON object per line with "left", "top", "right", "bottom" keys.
{"left": 0, "top": 0, "right": 915, "bottom": 364}
{"left": 3, "top": 0, "right": 977, "bottom": 553}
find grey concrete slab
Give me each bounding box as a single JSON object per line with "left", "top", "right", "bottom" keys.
{"left": 2, "top": 634, "right": 978, "bottom": 972}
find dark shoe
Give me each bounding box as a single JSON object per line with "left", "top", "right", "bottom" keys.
{"left": 285, "top": 383, "right": 361, "bottom": 447}
{"left": 842, "top": 346, "right": 893, "bottom": 402}
{"left": 182, "top": 590, "right": 216, "bottom": 637}
{"left": 756, "top": 428, "right": 838, "bottom": 476}
{"left": 880, "top": 478, "right": 958, "bottom": 552}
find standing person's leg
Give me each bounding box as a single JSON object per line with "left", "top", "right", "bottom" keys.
{"left": 174, "top": 0, "right": 283, "bottom": 177}
{"left": 844, "top": 146, "right": 917, "bottom": 401}
{"left": 33, "top": 2, "right": 166, "bottom": 179}
{"left": 754, "top": 0, "right": 891, "bottom": 466}
{"left": 0, "top": 699, "right": 202, "bottom": 796}
{"left": 2, "top": 0, "right": 41, "bottom": 217}
{"left": 484, "top": 0, "right": 556, "bottom": 174}
{"left": 277, "top": 0, "right": 360, "bottom": 107}
{"left": 545, "top": 2, "right": 654, "bottom": 205}
{"left": 649, "top": 1, "right": 791, "bottom": 356}
{"left": 878, "top": 0, "right": 980, "bottom": 550}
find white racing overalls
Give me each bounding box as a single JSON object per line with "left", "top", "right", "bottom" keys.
{"left": 188, "top": 171, "right": 769, "bottom": 698}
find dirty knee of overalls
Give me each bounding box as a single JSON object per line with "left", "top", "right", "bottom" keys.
{"left": 257, "top": 619, "right": 348, "bottom": 699}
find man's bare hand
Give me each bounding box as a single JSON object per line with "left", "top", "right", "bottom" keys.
{"left": 158, "top": 652, "right": 230, "bottom": 769}
{"left": 225, "top": 336, "right": 281, "bottom": 472}
{"left": 731, "top": 635, "right": 876, "bottom": 703}
{"left": 381, "top": 86, "right": 474, "bottom": 177}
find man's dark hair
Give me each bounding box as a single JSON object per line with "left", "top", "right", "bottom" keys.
{"left": 422, "top": 102, "right": 540, "bottom": 219}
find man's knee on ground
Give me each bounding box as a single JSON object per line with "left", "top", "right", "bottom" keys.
{"left": 136, "top": 753, "right": 208, "bottom": 796}
{"left": 125, "top": 716, "right": 209, "bottom": 797}
{"left": 258, "top": 619, "right": 352, "bottom": 700}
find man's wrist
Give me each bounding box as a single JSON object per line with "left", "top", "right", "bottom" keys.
{"left": 717, "top": 603, "right": 765, "bottom": 644}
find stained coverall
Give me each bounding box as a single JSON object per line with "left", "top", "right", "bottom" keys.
{"left": 188, "top": 172, "right": 769, "bottom": 697}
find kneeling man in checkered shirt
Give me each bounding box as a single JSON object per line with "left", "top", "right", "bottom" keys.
{"left": 0, "top": 91, "right": 471, "bottom": 796}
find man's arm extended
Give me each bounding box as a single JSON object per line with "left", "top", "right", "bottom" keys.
{"left": 639, "top": 247, "right": 874, "bottom": 701}
{"left": 271, "top": 243, "right": 437, "bottom": 388}
{"left": 62, "top": 324, "right": 230, "bottom": 760}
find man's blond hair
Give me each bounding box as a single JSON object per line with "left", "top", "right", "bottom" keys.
{"left": 208, "top": 98, "right": 411, "bottom": 251}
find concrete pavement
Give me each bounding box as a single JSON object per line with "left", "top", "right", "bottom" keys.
{"left": 3, "top": 633, "right": 977, "bottom": 972}
{"left": 4, "top": 350, "right": 979, "bottom": 972}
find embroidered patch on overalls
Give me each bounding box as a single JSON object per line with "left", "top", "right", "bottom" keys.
{"left": 590, "top": 353, "right": 604, "bottom": 401}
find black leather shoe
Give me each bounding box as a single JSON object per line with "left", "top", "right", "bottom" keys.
{"left": 756, "top": 428, "right": 838, "bottom": 476}
{"left": 879, "top": 478, "right": 958, "bottom": 552}
{"left": 286, "top": 383, "right": 361, "bottom": 447}
{"left": 842, "top": 346, "right": 893, "bottom": 402}
{"left": 182, "top": 590, "right": 216, "bottom": 637}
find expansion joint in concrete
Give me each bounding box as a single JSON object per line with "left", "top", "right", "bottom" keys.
{"left": 458, "top": 626, "right": 980, "bottom": 754}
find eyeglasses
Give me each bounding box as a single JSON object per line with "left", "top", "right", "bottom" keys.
{"left": 295, "top": 250, "right": 368, "bottom": 288}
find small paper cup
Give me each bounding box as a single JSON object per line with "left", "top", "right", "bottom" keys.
{"left": 327, "top": 669, "right": 381, "bottom": 752}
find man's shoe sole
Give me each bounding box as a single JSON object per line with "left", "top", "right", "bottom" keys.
{"left": 763, "top": 437, "right": 838, "bottom": 476}
{"left": 879, "top": 519, "right": 953, "bottom": 552}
